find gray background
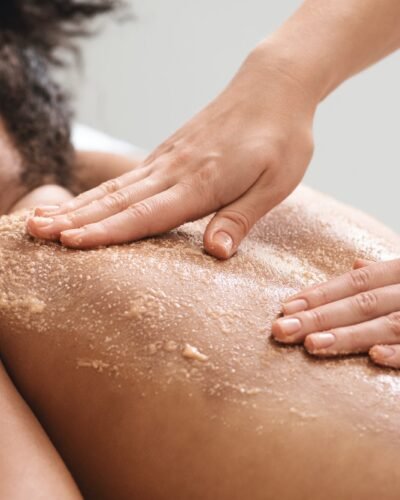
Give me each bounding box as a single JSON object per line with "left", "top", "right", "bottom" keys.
{"left": 72, "top": 0, "right": 400, "bottom": 232}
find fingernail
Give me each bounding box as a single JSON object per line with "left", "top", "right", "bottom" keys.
{"left": 282, "top": 299, "right": 308, "bottom": 315}
{"left": 276, "top": 318, "right": 301, "bottom": 336}
{"left": 373, "top": 346, "right": 395, "bottom": 360}
{"left": 35, "top": 205, "right": 60, "bottom": 216}
{"left": 61, "top": 228, "right": 84, "bottom": 245}
{"left": 213, "top": 231, "right": 233, "bottom": 255}
{"left": 31, "top": 216, "right": 54, "bottom": 228}
{"left": 308, "top": 332, "right": 335, "bottom": 350}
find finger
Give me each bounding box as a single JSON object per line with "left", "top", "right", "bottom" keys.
{"left": 59, "top": 181, "right": 216, "bottom": 249}
{"left": 27, "top": 175, "right": 169, "bottom": 240}
{"left": 369, "top": 344, "right": 400, "bottom": 369}
{"left": 33, "top": 165, "right": 151, "bottom": 217}
{"left": 272, "top": 283, "right": 400, "bottom": 343}
{"left": 283, "top": 258, "right": 378, "bottom": 314}
{"left": 281, "top": 258, "right": 400, "bottom": 315}
{"left": 304, "top": 311, "right": 400, "bottom": 356}
{"left": 203, "top": 176, "right": 285, "bottom": 260}
{"left": 353, "top": 258, "right": 375, "bottom": 269}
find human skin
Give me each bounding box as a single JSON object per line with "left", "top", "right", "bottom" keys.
{"left": 29, "top": 0, "right": 400, "bottom": 257}
{"left": 3, "top": 184, "right": 400, "bottom": 499}
{"left": 27, "top": 0, "right": 400, "bottom": 362}
{"left": 0, "top": 184, "right": 82, "bottom": 499}
{"left": 273, "top": 259, "right": 400, "bottom": 368}
{"left": 0, "top": 361, "right": 81, "bottom": 499}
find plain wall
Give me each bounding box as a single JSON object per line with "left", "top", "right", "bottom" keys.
{"left": 73, "top": 0, "right": 400, "bottom": 232}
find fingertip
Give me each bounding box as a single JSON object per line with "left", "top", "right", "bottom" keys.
{"left": 304, "top": 334, "right": 317, "bottom": 354}
{"left": 304, "top": 332, "right": 336, "bottom": 355}
{"left": 60, "top": 228, "right": 85, "bottom": 248}
{"left": 282, "top": 298, "right": 308, "bottom": 315}
{"left": 26, "top": 217, "right": 38, "bottom": 237}
{"left": 369, "top": 345, "right": 397, "bottom": 367}
{"left": 270, "top": 320, "right": 296, "bottom": 344}
{"left": 368, "top": 345, "right": 380, "bottom": 364}
{"left": 271, "top": 321, "right": 285, "bottom": 342}
{"left": 204, "top": 230, "right": 235, "bottom": 260}
{"left": 34, "top": 205, "right": 61, "bottom": 217}
{"left": 26, "top": 216, "right": 58, "bottom": 240}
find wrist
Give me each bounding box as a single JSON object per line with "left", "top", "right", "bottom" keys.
{"left": 248, "top": 36, "right": 336, "bottom": 105}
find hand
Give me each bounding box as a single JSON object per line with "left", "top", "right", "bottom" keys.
{"left": 27, "top": 45, "right": 316, "bottom": 258}
{"left": 272, "top": 258, "right": 400, "bottom": 369}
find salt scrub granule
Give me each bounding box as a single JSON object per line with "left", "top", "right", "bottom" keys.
{"left": 77, "top": 359, "right": 110, "bottom": 373}
{"left": 182, "top": 343, "right": 209, "bottom": 362}
{"left": 164, "top": 340, "right": 178, "bottom": 352}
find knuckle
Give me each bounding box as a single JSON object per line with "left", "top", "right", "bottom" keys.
{"left": 219, "top": 209, "right": 252, "bottom": 237}
{"left": 196, "top": 162, "right": 217, "bottom": 184}
{"left": 386, "top": 312, "right": 400, "bottom": 338}
{"left": 178, "top": 177, "right": 193, "bottom": 193}
{"left": 63, "top": 211, "right": 78, "bottom": 226}
{"left": 126, "top": 201, "right": 153, "bottom": 221}
{"left": 354, "top": 291, "right": 378, "bottom": 317}
{"left": 307, "top": 308, "right": 328, "bottom": 331}
{"left": 181, "top": 165, "right": 210, "bottom": 190}
{"left": 172, "top": 146, "right": 194, "bottom": 168}
{"left": 179, "top": 163, "right": 218, "bottom": 205}
{"left": 348, "top": 268, "right": 371, "bottom": 293}
{"left": 101, "top": 191, "right": 131, "bottom": 211}
{"left": 100, "top": 178, "right": 121, "bottom": 196}
{"left": 309, "top": 286, "right": 330, "bottom": 306}
{"left": 194, "top": 163, "right": 219, "bottom": 200}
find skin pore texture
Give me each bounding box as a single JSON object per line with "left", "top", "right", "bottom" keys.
{"left": 1, "top": 185, "right": 400, "bottom": 499}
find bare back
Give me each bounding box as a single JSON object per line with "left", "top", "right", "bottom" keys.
{"left": 0, "top": 186, "right": 399, "bottom": 499}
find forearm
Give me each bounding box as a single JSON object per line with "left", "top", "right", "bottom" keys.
{"left": 0, "top": 362, "right": 81, "bottom": 499}
{"left": 255, "top": 0, "right": 400, "bottom": 101}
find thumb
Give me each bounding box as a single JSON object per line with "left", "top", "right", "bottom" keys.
{"left": 204, "top": 182, "right": 278, "bottom": 260}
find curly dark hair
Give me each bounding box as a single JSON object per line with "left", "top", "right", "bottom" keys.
{"left": 0, "top": 0, "right": 123, "bottom": 191}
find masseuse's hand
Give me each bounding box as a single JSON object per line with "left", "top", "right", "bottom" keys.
{"left": 272, "top": 258, "right": 400, "bottom": 369}
{"left": 27, "top": 45, "right": 316, "bottom": 258}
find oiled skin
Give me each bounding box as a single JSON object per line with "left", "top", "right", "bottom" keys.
{"left": 0, "top": 186, "right": 400, "bottom": 500}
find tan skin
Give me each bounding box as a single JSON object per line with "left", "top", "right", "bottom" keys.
{"left": 29, "top": 0, "right": 400, "bottom": 255}
{"left": 0, "top": 121, "right": 144, "bottom": 497}
{"left": 1, "top": 110, "right": 400, "bottom": 496}
{"left": 0, "top": 181, "right": 81, "bottom": 499}
{"left": 0, "top": 357, "right": 81, "bottom": 499}
{"left": 27, "top": 0, "right": 400, "bottom": 367}
{"left": 2, "top": 179, "right": 400, "bottom": 499}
